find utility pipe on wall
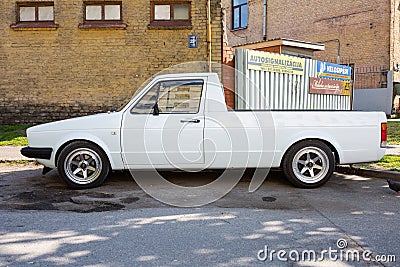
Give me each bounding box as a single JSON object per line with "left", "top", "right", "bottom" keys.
{"left": 263, "top": 0, "right": 267, "bottom": 41}
{"left": 207, "top": 0, "right": 212, "bottom": 72}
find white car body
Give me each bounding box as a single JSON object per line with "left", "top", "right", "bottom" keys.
{"left": 23, "top": 73, "right": 387, "bottom": 188}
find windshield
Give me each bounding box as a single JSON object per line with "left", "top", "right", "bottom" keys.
{"left": 116, "top": 75, "right": 156, "bottom": 112}
{"left": 116, "top": 98, "right": 132, "bottom": 112}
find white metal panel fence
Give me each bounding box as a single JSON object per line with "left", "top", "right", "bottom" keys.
{"left": 235, "top": 49, "right": 351, "bottom": 110}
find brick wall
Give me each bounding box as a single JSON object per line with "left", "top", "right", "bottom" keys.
{"left": 0, "top": 0, "right": 222, "bottom": 124}
{"left": 222, "top": 0, "right": 265, "bottom": 47}
{"left": 222, "top": 0, "right": 398, "bottom": 81}
{"left": 269, "top": 0, "right": 390, "bottom": 68}
{"left": 222, "top": 58, "right": 235, "bottom": 109}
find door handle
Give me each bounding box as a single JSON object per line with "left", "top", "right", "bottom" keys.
{"left": 180, "top": 119, "right": 200, "bottom": 123}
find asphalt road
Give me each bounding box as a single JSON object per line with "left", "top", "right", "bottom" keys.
{"left": 0, "top": 163, "right": 399, "bottom": 266}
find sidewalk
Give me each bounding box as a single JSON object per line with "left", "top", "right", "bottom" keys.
{"left": 385, "top": 144, "right": 400, "bottom": 155}
{"left": 0, "top": 146, "right": 31, "bottom": 161}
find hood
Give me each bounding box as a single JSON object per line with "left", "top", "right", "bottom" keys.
{"left": 27, "top": 112, "right": 123, "bottom": 133}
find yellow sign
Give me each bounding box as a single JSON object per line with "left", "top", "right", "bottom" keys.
{"left": 247, "top": 50, "right": 305, "bottom": 76}
{"left": 342, "top": 81, "right": 351, "bottom": 96}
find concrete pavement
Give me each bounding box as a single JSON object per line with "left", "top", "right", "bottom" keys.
{"left": 386, "top": 144, "right": 400, "bottom": 155}
{"left": 0, "top": 146, "right": 30, "bottom": 161}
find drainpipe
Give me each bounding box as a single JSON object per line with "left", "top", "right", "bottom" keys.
{"left": 207, "top": 0, "right": 212, "bottom": 72}
{"left": 263, "top": 0, "right": 267, "bottom": 41}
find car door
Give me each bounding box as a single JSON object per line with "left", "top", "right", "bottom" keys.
{"left": 121, "top": 78, "right": 206, "bottom": 168}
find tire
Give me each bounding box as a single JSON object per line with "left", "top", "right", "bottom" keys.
{"left": 282, "top": 140, "right": 334, "bottom": 188}
{"left": 57, "top": 141, "right": 110, "bottom": 189}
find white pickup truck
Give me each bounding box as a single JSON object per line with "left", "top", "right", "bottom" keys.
{"left": 21, "top": 73, "right": 387, "bottom": 189}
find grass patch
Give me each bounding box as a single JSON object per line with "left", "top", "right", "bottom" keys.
{"left": 1, "top": 160, "right": 35, "bottom": 165}
{"left": 388, "top": 121, "right": 400, "bottom": 145}
{"left": 0, "top": 125, "right": 30, "bottom": 146}
{"left": 359, "top": 155, "right": 400, "bottom": 172}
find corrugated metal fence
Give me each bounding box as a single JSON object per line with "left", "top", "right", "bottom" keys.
{"left": 235, "top": 49, "right": 351, "bottom": 110}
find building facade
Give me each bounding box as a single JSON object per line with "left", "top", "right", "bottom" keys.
{"left": 0, "top": 0, "right": 222, "bottom": 124}
{"left": 222, "top": 0, "right": 400, "bottom": 84}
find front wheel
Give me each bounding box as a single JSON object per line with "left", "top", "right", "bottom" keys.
{"left": 282, "top": 140, "right": 334, "bottom": 188}
{"left": 57, "top": 141, "right": 110, "bottom": 189}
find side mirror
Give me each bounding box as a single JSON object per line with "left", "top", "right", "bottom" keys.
{"left": 153, "top": 103, "right": 160, "bottom": 116}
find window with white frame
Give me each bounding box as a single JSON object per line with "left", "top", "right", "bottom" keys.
{"left": 10, "top": 2, "right": 58, "bottom": 29}
{"left": 18, "top": 2, "right": 54, "bottom": 22}
{"left": 150, "top": 2, "right": 191, "bottom": 28}
{"left": 84, "top": 2, "right": 122, "bottom": 22}
{"left": 79, "top": 1, "right": 126, "bottom": 28}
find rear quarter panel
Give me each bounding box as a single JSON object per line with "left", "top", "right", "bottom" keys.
{"left": 271, "top": 111, "right": 386, "bottom": 166}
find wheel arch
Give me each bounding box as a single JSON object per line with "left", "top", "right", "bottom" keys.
{"left": 55, "top": 139, "right": 112, "bottom": 169}
{"left": 280, "top": 138, "right": 340, "bottom": 167}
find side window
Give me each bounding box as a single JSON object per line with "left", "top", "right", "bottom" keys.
{"left": 131, "top": 80, "right": 203, "bottom": 114}
{"left": 158, "top": 80, "right": 203, "bottom": 113}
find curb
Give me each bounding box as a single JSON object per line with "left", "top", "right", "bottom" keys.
{"left": 336, "top": 165, "right": 400, "bottom": 182}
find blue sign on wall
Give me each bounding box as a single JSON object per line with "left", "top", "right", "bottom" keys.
{"left": 188, "top": 35, "right": 198, "bottom": 49}
{"left": 317, "top": 61, "right": 352, "bottom": 81}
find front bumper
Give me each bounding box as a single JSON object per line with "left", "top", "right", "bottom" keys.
{"left": 20, "top": 147, "right": 53, "bottom": 160}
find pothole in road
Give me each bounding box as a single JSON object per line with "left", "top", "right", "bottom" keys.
{"left": 4, "top": 190, "right": 134, "bottom": 213}
{"left": 84, "top": 192, "right": 115, "bottom": 198}
{"left": 120, "top": 196, "right": 140, "bottom": 204}
{"left": 262, "top": 196, "right": 277, "bottom": 202}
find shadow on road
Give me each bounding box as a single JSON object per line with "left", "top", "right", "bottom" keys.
{"left": 0, "top": 163, "right": 399, "bottom": 213}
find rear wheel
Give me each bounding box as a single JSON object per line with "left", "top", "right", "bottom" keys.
{"left": 283, "top": 140, "right": 334, "bottom": 188}
{"left": 57, "top": 141, "right": 110, "bottom": 189}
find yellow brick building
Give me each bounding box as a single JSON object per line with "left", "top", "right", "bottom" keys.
{"left": 0, "top": 0, "right": 222, "bottom": 124}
